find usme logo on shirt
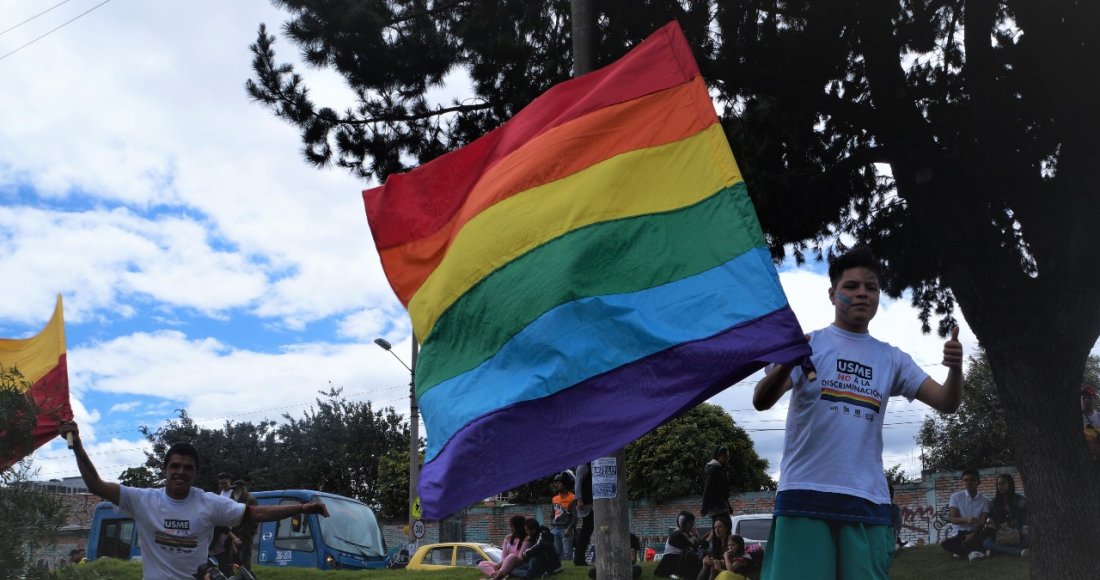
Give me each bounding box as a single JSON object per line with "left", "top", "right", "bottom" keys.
{"left": 836, "top": 359, "right": 873, "bottom": 381}
{"left": 163, "top": 519, "right": 191, "bottom": 530}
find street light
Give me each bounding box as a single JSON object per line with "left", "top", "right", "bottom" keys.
{"left": 374, "top": 336, "right": 420, "bottom": 546}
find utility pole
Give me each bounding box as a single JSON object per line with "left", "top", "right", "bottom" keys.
{"left": 374, "top": 337, "right": 421, "bottom": 547}
{"left": 572, "top": 2, "right": 632, "bottom": 578}
{"left": 408, "top": 338, "right": 419, "bottom": 545}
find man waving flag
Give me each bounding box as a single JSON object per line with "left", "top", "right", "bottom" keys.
{"left": 363, "top": 21, "right": 811, "bottom": 519}
{"left": 0, "top": 295, "right": 73, "bottom": 469}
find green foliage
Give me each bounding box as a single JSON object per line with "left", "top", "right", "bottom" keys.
{"left": 276, "top": 387, "right": 409, "bottom": 506}
{"left": 117, "top": 466, "right": 160, "bottom": 489}
{"left": 919, "top": 351, "right": 1100, "bottom": 472}
{"left": 0, "top": 367, "right": 67, "bottom": 580}
{"left": 625, "top": 403, "right": 774, "bottom": 502}
{"left": 375, "top": 448, "right": 411, "bottom": 520}
{"left": 0, "top": 365, "right": 37, "bottom": 463}
{"left": 885, "top": 464, "right": 915, "bottom": 486}
{"left": 134, "top": 387, "right": 412, "bottom": 517}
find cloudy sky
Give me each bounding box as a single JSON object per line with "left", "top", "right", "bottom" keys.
{"left": 1, "top": 1, "right": 1071, "bottom": 491}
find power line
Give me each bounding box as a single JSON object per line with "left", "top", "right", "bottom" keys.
{"left": 0, "top": 0, "right": 113, "bottom": 62}
{"left": 0, "top": 0, "right": 73, "bottom": 37}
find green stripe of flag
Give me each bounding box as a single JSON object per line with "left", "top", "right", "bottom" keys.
{"left": 416, "top": 181, "right": 764, "bottom": 396}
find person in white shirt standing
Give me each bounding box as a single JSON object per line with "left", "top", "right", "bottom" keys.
{"left": 60, "top": 421, "right": 329, "bottom": 580}
{"left": 754, "top": 246, "right": 964, "bottom": 580}
{"left": 940, "top": 469, "right": 992, "bottom": 561}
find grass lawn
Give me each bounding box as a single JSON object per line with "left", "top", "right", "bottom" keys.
{"left": 890, "top": 544, "right": 1029, "bottom": 580}
{"left": 55, "top": 548, "right": 1029, "bottom": 579}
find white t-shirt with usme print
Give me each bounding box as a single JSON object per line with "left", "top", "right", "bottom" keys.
{"left": 118, "top": 485, "right": 245, "bottom": 580}
{"left": 778, "top": 325, "right": 928, "bottom": 506}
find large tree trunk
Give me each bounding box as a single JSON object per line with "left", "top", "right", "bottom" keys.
{"left": 961, "top": 293, "right": 1100, "bottom": 578}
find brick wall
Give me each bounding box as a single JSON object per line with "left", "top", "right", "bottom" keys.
{"left": 382, "top": 466, "right": 1022, "bottom": 553}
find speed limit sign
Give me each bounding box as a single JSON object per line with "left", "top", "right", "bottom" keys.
{"left": 412, "top": 519, "right": 425, "bottom": 539}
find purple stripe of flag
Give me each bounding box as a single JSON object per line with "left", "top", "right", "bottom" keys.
{"left": 417, "top": 305, "right": 809, "bottom": 519}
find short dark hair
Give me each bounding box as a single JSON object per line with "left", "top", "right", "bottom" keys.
{"left": 218, "top": 472, "right": 231, "bottom": 480}
{"left": 714, "top": 446, "right": 728, "bottom": 458}
{"left": 828, "top": 245, "right": 882, "bottom": 287}
{"left": 163, "top": 442, "right": 200, "bottom": 468}
{"left": 961, "top": 468, "right": 980, "bottom": 479}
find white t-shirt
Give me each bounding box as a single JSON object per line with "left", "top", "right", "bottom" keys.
{"left": 118, "top": 485, "right": 246, "bottom": 580}
{"left": 948, "top": 489, "right": 991, "bottom": 536}
{"left": 778, "top": 325, "right": 928, "bottom": 505}
{"left": 1084, "top": 410, "right": 1100, "bottom": 429}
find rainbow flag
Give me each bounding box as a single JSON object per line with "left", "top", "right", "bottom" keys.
{"left": 363, "top": 21, "right": 810, "bottom": 519}
{"left": 0, "top": 295, "right": 73, "bottom": 469}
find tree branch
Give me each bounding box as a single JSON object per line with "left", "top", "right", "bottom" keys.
{"left": 386, "top": 0, "right": 473, "bottom": 28}
{"left": 347, "top": 101, "right": 494, "bottom": 125}
{"left": 718, "top": 64, "right": 884, "bottom": 134}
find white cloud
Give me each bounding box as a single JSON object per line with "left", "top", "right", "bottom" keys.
{"left": 108, "top": 401, "right": 141, "bottom": 414}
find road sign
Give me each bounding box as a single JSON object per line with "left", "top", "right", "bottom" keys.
{"left": 411, "top": 496, "right": 422, "bottom": 519}
{"left": 412, "top": 519, "right": 425, "bottom": 539}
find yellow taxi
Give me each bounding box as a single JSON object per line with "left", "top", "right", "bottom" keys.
{"left": 407, "top": 542, "right": 502, "bottom": 571}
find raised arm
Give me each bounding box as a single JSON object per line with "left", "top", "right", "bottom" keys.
{"left": 915, "top": 327, "right": 964, "bottom": 413}
{"left": 249, "top": 500, "right": 329, "bottom": 524}
{"left": 753, "top": 364, "right": 795, "bottom": 411}
{"left": 59, "top": 422, "right": 121, "bottom": 505}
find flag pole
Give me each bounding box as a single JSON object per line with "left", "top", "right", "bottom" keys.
{"left": 572, "top": 3, "right": 632, "bottom": 578}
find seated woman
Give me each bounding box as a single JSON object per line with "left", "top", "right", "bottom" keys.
{"left": 698, "top": 517, "right": 732, "bottom": 580}
{"left": 981, "top": 473, "right": 1029, "bottom": 557}
{"left": 715, "top": 535, "right": 752, "bottom": 580}
{"left": 492, "top": 519, "right": 539, "bottom": 576}
{"left": 655, "top": 511, "right": 703, "bottom": 578}
{"left": 481, "top": 515, "right": 530, "bottom": 577}
{"left": 510, "top": 519, "right": 562, "bottom": 578}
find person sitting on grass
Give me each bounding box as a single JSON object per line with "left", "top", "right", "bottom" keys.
{"left": 483, "top": 514, "right": 532, "bottom": 578}
{"left": 715, "top": 535, "right": 753, "bottom": 580}
{"left": 699, "top": 517, "right": 732, "bottom": 580}
{"left": 508, "top": 518, "right": 562, "bottom": 578}
{"left": 981, "top": 473, "right": 1029, "bottom": 558}
{"left": 940, "top": 469, "right": 992, "bottom": 561}
{"left": 655, "top": 511, "right": 704, "bottom": 578}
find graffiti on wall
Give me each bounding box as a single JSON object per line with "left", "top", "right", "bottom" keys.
{"left": 899, "top": 503, "right": 952, "bottom": 541}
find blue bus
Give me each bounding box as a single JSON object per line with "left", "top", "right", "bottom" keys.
{"left": 87, "top": 489, "right": 388, "bottom": 571}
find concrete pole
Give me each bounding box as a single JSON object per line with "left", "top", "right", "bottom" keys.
{"left": 571, "top": 0, "right": 596, "bottom": 76}
{"left": 408, "top": 338, "right": 420, "bottom": 545}
{"left": 572, "top": 2, "right": 632, "bottom": 578}
{"left": 593, "top": 451, "right": 632, "bottom": 579}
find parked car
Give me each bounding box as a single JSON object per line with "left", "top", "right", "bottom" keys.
{"left": 730, "top": 513, "right": 773, "bottom": 550}
{"left": 407, "top": 542, "right": 502, "bottom": 571}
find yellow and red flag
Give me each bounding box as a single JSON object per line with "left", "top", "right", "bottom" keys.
{"left": 0, "top": 295, "right": 73, "bottom": 469}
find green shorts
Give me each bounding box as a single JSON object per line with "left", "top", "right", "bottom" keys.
{"left": 760, "top": 515, "right": 895, "bottom": 580}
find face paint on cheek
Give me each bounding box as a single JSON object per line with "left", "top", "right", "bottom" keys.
{"left": 835, "top": 293, "right": 852, "bottom": 312}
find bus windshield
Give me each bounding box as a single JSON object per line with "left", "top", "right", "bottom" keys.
{"left": 315, "top": 496, "right": 386, "bottom": 558}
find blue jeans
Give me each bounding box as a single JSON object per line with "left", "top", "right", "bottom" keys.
{"left": 982, "top": 535, "right": 1028, "bottom": 556}
{"left": 551, "top": 527, "right": 573, "bottom": 561}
